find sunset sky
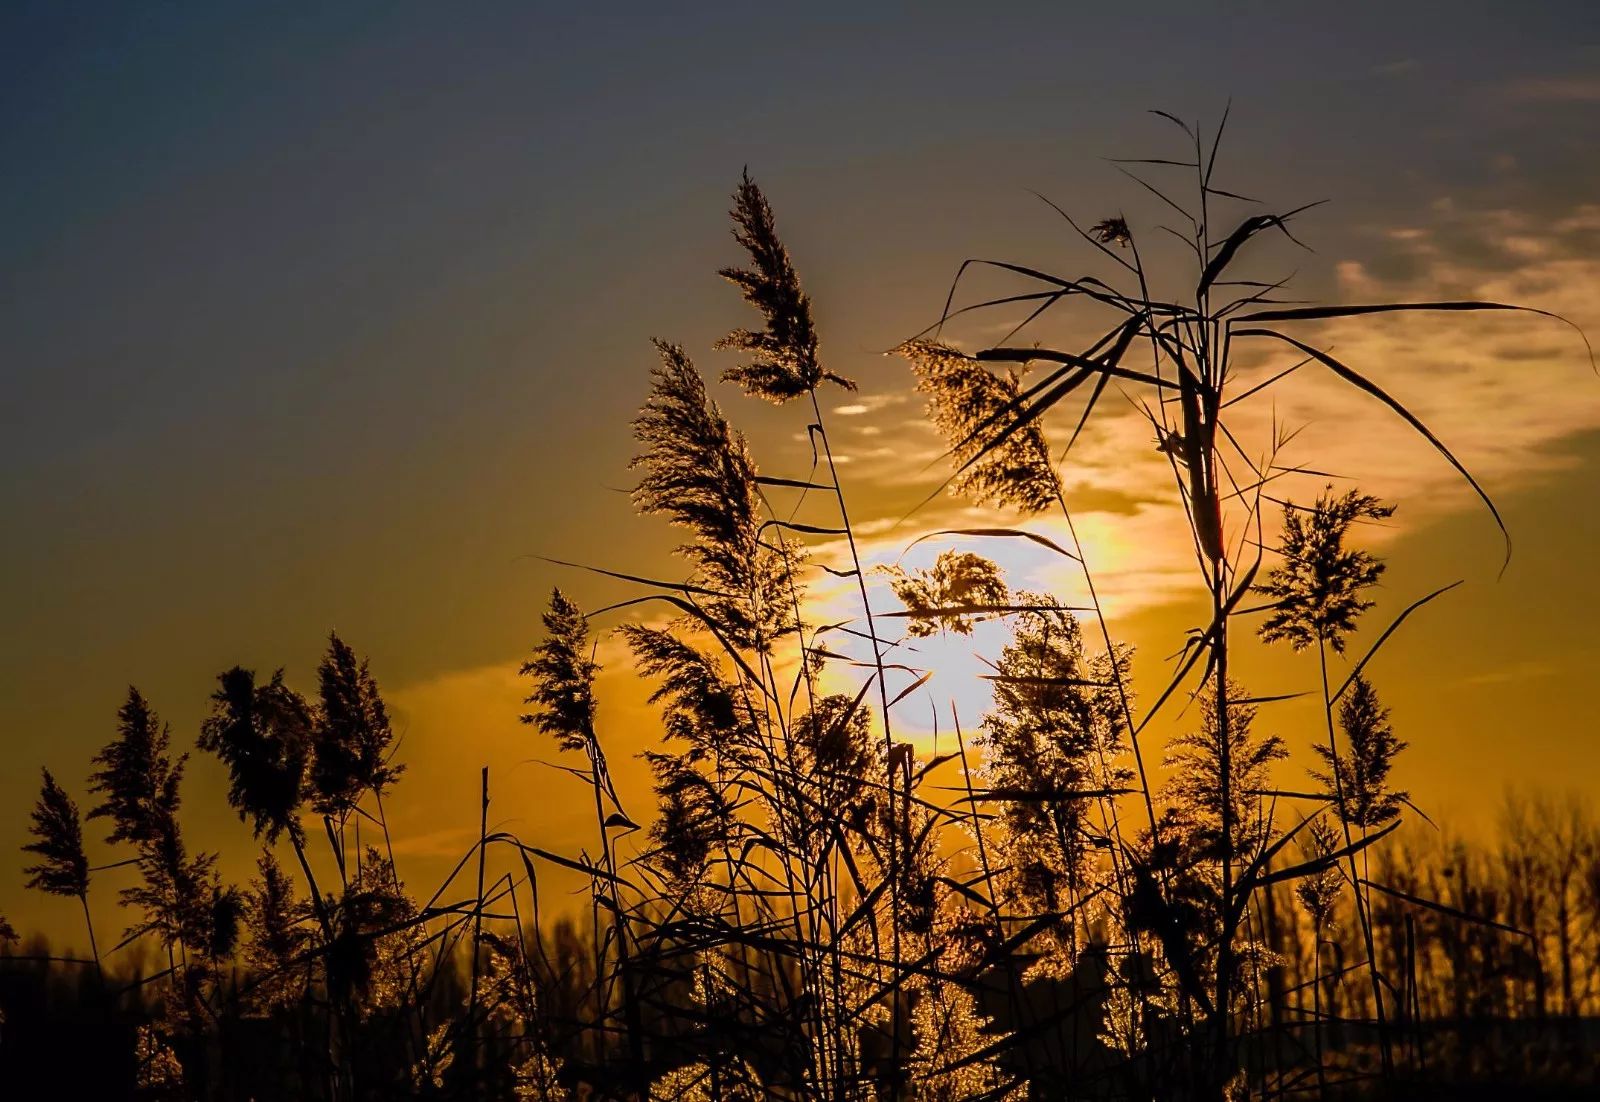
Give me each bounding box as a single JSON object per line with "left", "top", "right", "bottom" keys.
{"left": 4, "top": 2, "right": 1599, "bottom": 943}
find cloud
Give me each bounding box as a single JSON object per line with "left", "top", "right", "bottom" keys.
{"left": 1503, "top": 76, "right": 1600, "bottom": 104}
{"left": 1457, "top": 658, "right": 1566, "bottom": 688}
{"left": 1373, "top": 59, "right": 1420, "bottom": 77}
{"left": 830, "top": 392, "right": 909, "bottom": 417}
{"left": 804, "top": 196, "right": 1600, "bottom": 643}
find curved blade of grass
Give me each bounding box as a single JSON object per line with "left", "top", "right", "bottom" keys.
{"left": 1360, "top": 877, "right": 1532, "bottom": 941}
{"left": 1332, "top": 580, "right": 1464, "bottom": 703}
{"left": 1238, "top": 328, "right": 1511, "bottom": 564}
{"left": 1198, "top": 203, "right": 1324, "bottom": 295}
{"left": 538, "top": 556, "right": 731, "bottom": 598}
{"left": 902, "top": 527, "right": 1082, "bottom": 562}
{"left": 1237, "top": 301, "right": 1595, "bottom": 372}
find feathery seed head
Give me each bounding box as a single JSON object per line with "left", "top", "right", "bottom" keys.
{"left": 898, "top": 339, "right": 1061, "bottom": 513}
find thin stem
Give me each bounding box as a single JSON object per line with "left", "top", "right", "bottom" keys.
{"left": 1317, "top": 637, "right": 1394, "bottom": 1075}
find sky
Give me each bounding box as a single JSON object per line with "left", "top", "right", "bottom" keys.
{"left": 3, "top": 1, "right": 1599, "bottom": 943}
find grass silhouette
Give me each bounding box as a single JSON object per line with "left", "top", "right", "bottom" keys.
{"left": 3, "top": 113, "right": 1597, "bottom": 1101}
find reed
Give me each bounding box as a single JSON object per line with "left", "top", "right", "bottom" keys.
{"left": 5, "top": 112, "right": 1595, "bottom": 1101}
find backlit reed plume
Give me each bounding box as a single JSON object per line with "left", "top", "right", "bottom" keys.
{"left": 1293, "top": 816, "right": 1343, "bottom": 933}
{"left": 642, "top": 752, "right": 730, "bottom": 889}
{"left": 327, "top": 847, "right": 419, "bottom": 1015}
{"left": 979, "top": 600, "right": 1133, "bottom": 925}
{"left": 22, "top": 768, "right": 101, "bottom": 976}
{"left": 621, "top": 623, "right": 759, "bottom": 764}
{"left": 22, "top": 769, "right": 90, "bottom": 900}
{"left": 521, "top": 588, "right": 599, "bottom": 754}
{"left": 199, "top": 667, "right": 314, "bottom": 844}
{"left": 244, "top": 850, "right": 312, "bottom": 1012}
{"left": 89, "top": 687, "right": 185, "bottom": 845}
{"left": 87, "top": 690, "right": 222, "bottom": 970}
{"left": 1256, "top": 487, "right": 1395, "bottom": 653}
{"left": 632, "top": 339, "right": 798, "bottom": 652}
{"left": 792, "top": 693, "right": 878, "bottom": 829}
{"left": 1160, "top": 682, "right": 1286, "bottom": 867}
{"left": 897, "top": 338, "right": 1061, "bottom": 512}
{"left": 716, "top": 170, "right": 854, "bottom": 400}
{"left": 1295, "top": 814, "right": 1343, "bottom": 1094}
{"left": 311, "top": 632, "right": 403, "bottom": 817}
{"left": 1316, "top": 673, "right": 1408, "bottom": 829}
{"left": 882, "top": 549, "right": 1009, "bottom": 637}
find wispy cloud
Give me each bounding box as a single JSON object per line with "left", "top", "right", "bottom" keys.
{"left": 815, "top": 197, "right": 1600, "bottom": 637}
{"left": 1457, "top": 656, "right": 1579, "bottom": 688}
{"left": 1502, "top": 76, "right": 1600, "bottom": 104}
{"left": 1373, "top": 58, "right": 1420, "bottom": 77}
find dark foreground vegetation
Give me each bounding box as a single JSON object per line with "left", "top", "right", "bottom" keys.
{"left": 4, "top": 115, "right": 1596, "bottom": 1099}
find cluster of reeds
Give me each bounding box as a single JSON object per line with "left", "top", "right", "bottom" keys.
{"left": 5, "top": 112, "right": 1593, "bottom": 1100}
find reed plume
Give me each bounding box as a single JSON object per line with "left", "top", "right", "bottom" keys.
{"left": 632, "top": 339, "right": 799, "bottom": 653}
{"left": 1316, "top": 674, "right": 1408, "bottom": 829}
{"left": 88, "top": 687, "right": 185, "bottom": 845}
{"left": 715, "top": 170, "right": 854, "bottom": 400}
{"left": 21, "top": 769, "right": 90, "bottom": 900}
{"left": 897, "top": 339, "right": 1061, "bottom": 513}
{"left": 1256, "top": 488, "right": 1395, "bottom": 654}
{"left": 311, "top": 633, "right": 403, "bottom": 817}
{"left": 199, "top": 667, "right": 314, "bottom": 844}
{"left": 881, "top": 550, "right": 1009, "bottom": 637}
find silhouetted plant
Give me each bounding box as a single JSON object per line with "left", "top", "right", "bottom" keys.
{"left": 1317, "top": 674, "right": 1408, "bottom": 830}
{"left": 631, "top": 340, "right": 799, "bottom": 653}
{"left": 715, "top": 170, "right": 854, "bottom": 401}
{"left": 199, "top": 667, "right": 314, "bottom": 844}
{"left": 521, "top": 589, "right": 600, "bottom": 754}
{"left": 20, "top": 768, "right": 99, "bottom": 974}
{"left": 8, "top": 116, "right": 1595, "bottom": 1102}
{"left": 22, "top": 769, "right": 90, "bottom": 900}
{"left": 1161, "top": 682, "right": 1286, "bottom": 868}
{"left": 311, "top": 632, "right": 403, "bottom": 818}
{"left": 642, "top": 752, "right": 730, "bottom": 890}
{"left": 1293, "top": 817, "right": 1343, "bottom": 933}
{"left": 881, "top": 550, "right": 1009, "bottom": 637}
{"left": 792, "top": 693, "right": 878, "bottom": 827}
{"left": 89, "top": 687, "right": 185, "bottom": 845}
{"left": 327, "top": 847, "right": 420, "bottom": 1015}
{"left": 1256, "top": 488, "right": 1395, "bottom": 654}
{"left": 244, "top": 850, "right": 313, "bottom": 1012}
{"left": 898, "top": 339, "right": 1061, "bottom": 513}
{"left": 621, "top": 623, "right": 759, "bottom": 765}
{"left": 979, "top": 599, "right": 1133, "bottom": 935}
